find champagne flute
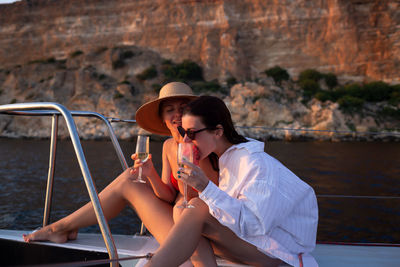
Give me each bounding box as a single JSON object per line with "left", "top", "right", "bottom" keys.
{"left": 134, "top": 135, "right": 149, "bottom": 183}
{"left": 177, "top": 142, "right": 195, "bottom": 209}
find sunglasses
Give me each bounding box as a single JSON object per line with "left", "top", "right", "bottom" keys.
{"left": 177, "top": 126, "right": 214, "bottom": 140}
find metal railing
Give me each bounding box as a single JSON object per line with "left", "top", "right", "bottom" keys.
{"left": 0, "top": 102, "right": 137, "bottom": 266}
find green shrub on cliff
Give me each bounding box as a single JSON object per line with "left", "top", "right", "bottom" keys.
{"left": 162, "top": 60, "right": 203, "bottom": 82}
{"left": 378, "top": 106, "right": 400, "bottom": 120}
{"left": 191, "top": 80, "right": 224, "bottom": 94}
{"left": 338, "top": 95, "right": 364, "bottom": 113}
{"left": 114, "top": 92, "right": 124, "bottom": 99}
{"left": 335, "top": 81, "right": 392, "bottom": 102}
{"left": 70, "top": 50, "right": 83, "bottom": 58}
{"left": 298, "top": 69, "right": 331, "bottom": 102}
{"left": 112, "top": 50, "right": 136, "bottom": 70}
{"left": 315, "top": 91, "right": 333, "bottom": 102}
{"left": 112, "top": 59, "right": 125, "bottom": 69}
{"left": 298, "top": 69, "right": 337, "bottom": 90}
{"left": 264, "top": 66, "right": 290, "bottom": 85}
{"left": 299, "top": 79, "right": 320, "bottom": 101}
{"left": 323, "top": 73, "right": 338, "bottom": 89}
{"left": 136, "top": 65, "right": 158, "bottom": 81}
{"left": 343, "top": 83, "right": 363, "bottom": 99}
{"left": 28, "top": 57, "right": 57, "bottom": 65}
{"left": 314, "top": 81, "right": 400, "bottom": 114}
{"left": 389, "top": 84, "right": 400, "bottom": 105}
{"left": 95, "top": 46, "right": 108, "bottom": 54}
{"left": 226, "top": 77, "right": 237, "bottom": 88}
{"left": 119, "top": 80, "right": 131, "bottom": 85}
{"left": 362, "top": 81, "right": 392, "bottom": 102}
{"left": 160, "top": 59, "right": 227, "bottom": 94}
{"left": 298, "top": 69, "right": 323, "bottom": 83}
{"left": 121, "top": 50, "right": 135, "bottom": 59}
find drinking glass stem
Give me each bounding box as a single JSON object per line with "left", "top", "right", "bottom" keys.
{"left": 138, "top": 166, "right": 142, "bottom": 180}
{"left": 183, "top": 183, "right": 188, "bottom": 204}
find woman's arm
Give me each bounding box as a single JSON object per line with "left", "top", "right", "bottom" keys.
{"left": 183, "top": 155, "right": 296, "bottom": 238}
{"left": 132, "top": 139, "right": 177, "bottom": 203}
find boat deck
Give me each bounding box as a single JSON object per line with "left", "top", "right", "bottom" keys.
{"left": 1, "top": 229, "right": 400, "bottom": 266}
{"left": 1, "top": 103, "right": 399, "bottom": 267}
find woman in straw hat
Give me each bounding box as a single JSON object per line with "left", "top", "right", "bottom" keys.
{"left": 23, "top": 82, "right": 220, "bottom": 264}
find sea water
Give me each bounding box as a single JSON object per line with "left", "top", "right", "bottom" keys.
{"left": 0, "top": 138, "right": 399, "bottom": 244}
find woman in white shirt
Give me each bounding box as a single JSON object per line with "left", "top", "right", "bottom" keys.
{"left": 146, "top": 96, "right": 318, "bottom": 267}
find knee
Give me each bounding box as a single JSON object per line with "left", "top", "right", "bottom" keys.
{"left": 115, "top": 169, "right": 133, "bottom": 187}
{"left": 189, "top": 198, "right": 209, "bottom": 215}
{"left": 185, "top": 197, "right": 213, "bottom": 231}
{"left": 114, "top": 169, "right": 147, "bottom": 195}
{"left": 173, "top": 197, "right": 207, "bottom": 223}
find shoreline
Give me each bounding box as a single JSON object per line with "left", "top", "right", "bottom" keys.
{"left": 1, "top": 129, "right": 399, "bottom": 142}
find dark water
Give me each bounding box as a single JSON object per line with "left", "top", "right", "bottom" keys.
{"left": 0, "top": 138, "right": 399, "bottom": 244}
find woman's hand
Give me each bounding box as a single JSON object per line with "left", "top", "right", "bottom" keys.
{"left": 130, "top": 153, "right": 155, "bottom": 178}
{"left": 177, "top": 161, "right": 210, "bottom": 192}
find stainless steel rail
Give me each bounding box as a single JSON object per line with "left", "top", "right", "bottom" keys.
{"left": 1, "top": 109, "right": 130, "bottom": 170}
{"left": 0, "top": 102, "right": 122, "bottom": 266}
{"left": 44, "top": 114, "right": 58, "bottom": 227}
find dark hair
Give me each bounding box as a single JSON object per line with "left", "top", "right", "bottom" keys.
{"left": 183, "top": 96, "right": 248, "bottom": 145}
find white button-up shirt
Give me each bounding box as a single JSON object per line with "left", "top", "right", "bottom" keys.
{"left": 199, "top": 139, "right": 318, "bottom": 267}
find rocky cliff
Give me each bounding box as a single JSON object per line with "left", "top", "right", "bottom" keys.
{"left": 0, "top": 0, "right": 399, "bottom": 83}
{"left": 0, "top": 45, "right": 398, "bottom": 141}
{"left": 0, "top": 0, "right": 399, "bottom": 141}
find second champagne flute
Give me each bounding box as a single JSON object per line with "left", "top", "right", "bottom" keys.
{"left": 134, "top": 135, "right": 149, "bottom": 183}
{"left": 177, "top": 142, "right": 195, "bottom": 209}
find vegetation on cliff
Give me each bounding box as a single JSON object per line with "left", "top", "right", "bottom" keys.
{"left": 0, "top": 45, "right": 399, "bottom": 141}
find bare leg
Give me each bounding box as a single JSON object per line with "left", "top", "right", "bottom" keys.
{"left": 24, "top": 169, "right": 174, "bottom": 244}
{"left": 203, "top": 219, "right": 282, "bottom": 267}
{"left": 190, "top": 237, "right": 217, "bottom": 267}
{"left": 172, "top": 197, "right": 217, "bottom": 267}
{"left": 146, "top": 197, "right": 216, "bottom": 267}
{"left": 146, "top": 198, "right": 282, "bottom": 267}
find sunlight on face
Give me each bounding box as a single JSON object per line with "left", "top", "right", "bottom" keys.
{"left": 161, "top": 99, "right": 188, "bottom": 130}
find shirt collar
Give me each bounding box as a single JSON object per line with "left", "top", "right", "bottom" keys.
{"left": 220, "top": 138, "right": 265, "bottom": 160}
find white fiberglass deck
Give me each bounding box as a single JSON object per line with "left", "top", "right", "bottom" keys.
{"left": 1, "top": 229, "right": 400, "bottom": 266}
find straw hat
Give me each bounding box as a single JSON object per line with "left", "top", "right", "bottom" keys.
{"left": 135, "top": 82, "right": 197, "bottom": 136}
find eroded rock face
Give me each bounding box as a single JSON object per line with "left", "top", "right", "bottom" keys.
{"left": 226, "top": 82, "right": 399, "bottom": 141}
{"left": 0, "top": 0, "right": 399, "bottom": 83}
{"left": 0, "top": 63, "right": 398, "bottom": 141}
{"left": 0, "top": 45, "right": 162, "bottom": 139}
{"left": 1, "top": 47, "right": 398, "bottom": 141}
{"left": 0, "top": 1, "right": 399, "bottom": 141}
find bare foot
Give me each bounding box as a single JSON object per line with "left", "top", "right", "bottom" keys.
{"left": 67, "top": 230, "right": 78, "bottom": 241}
{"left": 23, "top": 225, "right": 78, "bottom": 244}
